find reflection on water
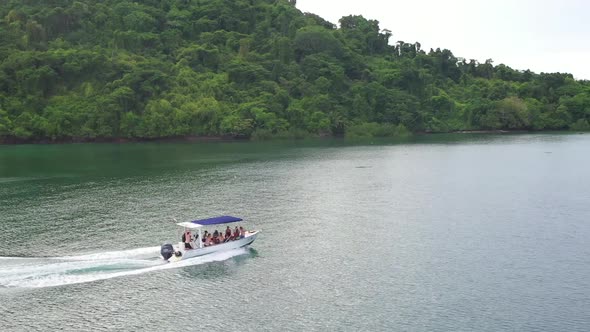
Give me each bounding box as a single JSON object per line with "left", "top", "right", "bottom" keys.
{"left": 180, "top": 248, "right": 259, "bottom": 280}
{"left": 0, "top": 133, "right": 589, "bottom": 331}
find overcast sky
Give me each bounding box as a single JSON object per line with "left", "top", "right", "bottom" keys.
{"left": 296, "top": 0, "right": 590, "bottom": 80}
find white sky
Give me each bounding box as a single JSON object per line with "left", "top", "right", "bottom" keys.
{"left": 296, "top": 0, "right": 590, "bottom": 80}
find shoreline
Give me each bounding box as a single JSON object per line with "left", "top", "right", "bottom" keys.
{"left": 0, "top": 135, "right": 248, "bottom": 145}
{"left": 450, "top": 129, "right": 524, "bottom": 134}
{"left": 0, "top": 129, "right": 582, "bottom": 145}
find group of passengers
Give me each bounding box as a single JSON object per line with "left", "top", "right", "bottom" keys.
{"left": 183, "top": 226, "right": 246, "bottom": 249}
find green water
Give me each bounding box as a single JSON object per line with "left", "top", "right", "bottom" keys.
{"left": 0, "top": 134, "right": 589, "bottom": 331}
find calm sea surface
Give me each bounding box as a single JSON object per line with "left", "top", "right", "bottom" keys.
{"left": 0, "top": 134, "right": 589, "bottom": 331}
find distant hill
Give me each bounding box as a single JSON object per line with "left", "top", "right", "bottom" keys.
{"left": 0, "top": 0, "right": 589, "bottom": 142}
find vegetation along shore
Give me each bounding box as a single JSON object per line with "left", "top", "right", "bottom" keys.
{"left": 1, "top": 0, "right": 589, "bottom": 144}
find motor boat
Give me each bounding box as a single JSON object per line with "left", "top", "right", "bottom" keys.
{"left": 160, "top": 216, "right": 259, "bottom": 262}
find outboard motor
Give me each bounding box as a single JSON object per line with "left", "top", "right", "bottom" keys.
{"left": 160, "top": 243, "right": 175, "bottom": 260}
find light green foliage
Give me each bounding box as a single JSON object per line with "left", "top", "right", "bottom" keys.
{"left": 220, "top": 114, "right": 254, "bottom": 137}
{"left": 179, "top": 97, "right": 222, "bottom": 135}
{"left": 0, "top": 0, "right": 589, "bottom": 142}
{"left": 140, "top": 99, "right": 175, "bottom": 138}
{"left": 0, "top": 109, "right": 12, "bottom": 135}
{"left": 570, "top": 119, "right": 590, "bottom": 131}
{"left": 481, "top": 97, "right": 530, "bottom": 129}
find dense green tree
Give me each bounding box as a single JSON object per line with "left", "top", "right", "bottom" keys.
{"left": 481, "top": 97, "right": 530, "bottom": 129}
{"left": 294, "top": 26, "right": 342, "bottom": 60}
{"left": 0, "top": 0, "right": 589, "bottom": 142}
{"left": 0, "top": 109, "right": 12, "bottom": 135}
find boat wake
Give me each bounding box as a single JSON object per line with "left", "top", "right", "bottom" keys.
{"left": 0, "top": 247, "right": 248, "bottom": 289}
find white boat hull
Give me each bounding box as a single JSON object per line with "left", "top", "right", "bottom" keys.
{"left": 168, "top": 231, "right": 259, "bottom": 262}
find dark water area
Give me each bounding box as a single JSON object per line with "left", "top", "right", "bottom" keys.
{"left": 0, "top": 133, "right": 589, "bottom": 331}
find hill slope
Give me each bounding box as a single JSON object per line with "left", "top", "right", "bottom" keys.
{"left": 1, "top": 0, "right": 589, "bottom": 141}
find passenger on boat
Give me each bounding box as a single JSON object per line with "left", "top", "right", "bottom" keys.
{"left": 239, "top": 226, "right": 245, "bottom": 239}
{"left": 205, "top": 233, "right": 213, "bottom": 246}
{"left": 213, "top": 230, "right": 220, "bottom": 244}
{"left": 225, "top": 226, "right": 232, "bottom": 239}
{"left": 183, "top": 230, "right": 193, "bottom": 249}
{"left": 233, "top": 226, "right": 240, "bottom": 240}
{"left": 202, "top": 231, "right": 209, "bottom": 244}
{"left": 219, "top": 232, "right": 225, "bottom": 243}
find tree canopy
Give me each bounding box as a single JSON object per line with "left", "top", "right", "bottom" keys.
{"left": 1, "top": 0, "right": 589, "bottom": 141}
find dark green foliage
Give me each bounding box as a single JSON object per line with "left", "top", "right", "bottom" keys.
{"left": 294, "top": 26, "right": 343, "bottom": 60}
{"left": 0, "top": 0, "right": 589, "bottom": 141}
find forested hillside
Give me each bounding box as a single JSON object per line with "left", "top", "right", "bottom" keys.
{"left": 1, "top": 0, "right": 589, "bottom": 141}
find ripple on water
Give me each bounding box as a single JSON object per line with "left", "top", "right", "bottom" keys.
{"left": 1, "top": 135, "right": 590, "bottom": 331}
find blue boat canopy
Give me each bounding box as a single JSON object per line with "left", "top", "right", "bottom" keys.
{"left": 192, "top": 215, "right": 243, "bottom": 225}
{"left": 177, "top": 216, "right": 243, "bottom": 229}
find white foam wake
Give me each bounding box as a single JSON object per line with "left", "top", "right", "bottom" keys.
{"left": 0, "top": 246, "right": 161, "bottom": 262}
{"left": 0, "top": 247, "right": 248, "bottom": 289}
{"left": 54, "top": 246, "right": 161, "bottom": 261}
